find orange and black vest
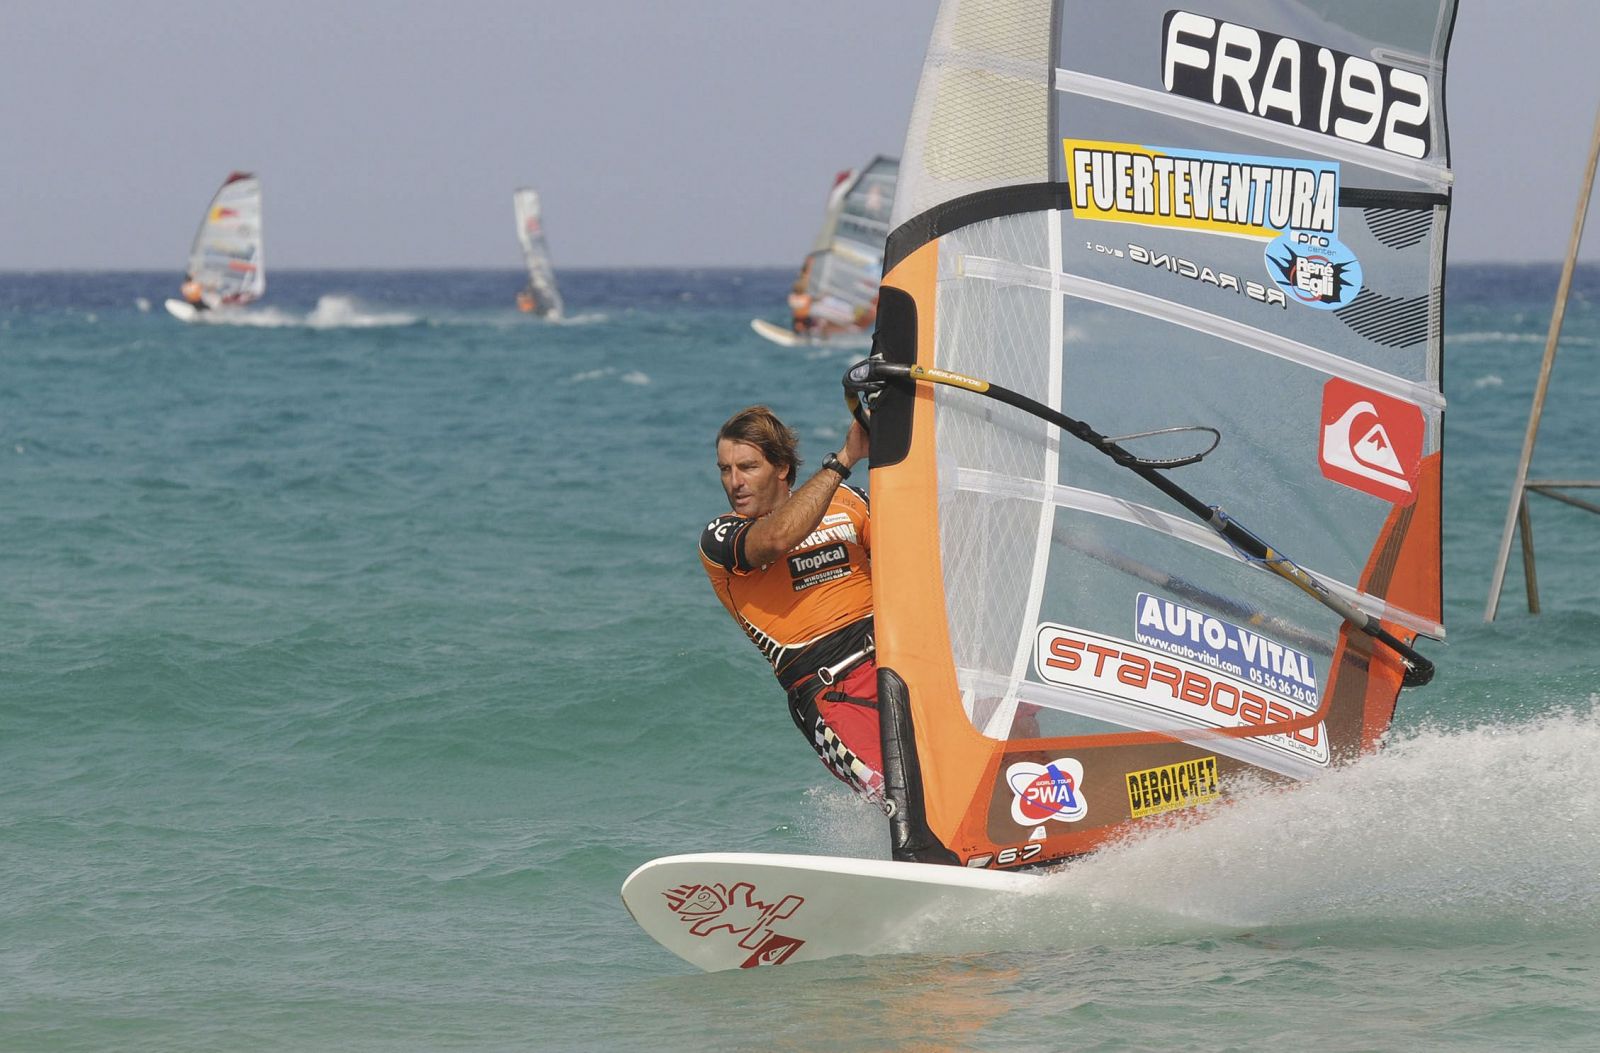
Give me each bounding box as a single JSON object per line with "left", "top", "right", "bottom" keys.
{"left": 699, "top": 485, "right": 872, "bottom": 691}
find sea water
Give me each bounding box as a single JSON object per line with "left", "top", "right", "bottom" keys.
{"left": 2, "top": 267, "right": 1597, "bottom": 1051}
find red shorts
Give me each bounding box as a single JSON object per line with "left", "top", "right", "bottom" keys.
{"left": 815, "top": 659, "right": 883, "bottom": 775}
{"left": 786, "top": 658, "right": 886, "bottom": 809}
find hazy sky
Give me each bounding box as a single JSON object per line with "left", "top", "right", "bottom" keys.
{"left": 3, "top": 1, "right": 1597, "bottom": 269}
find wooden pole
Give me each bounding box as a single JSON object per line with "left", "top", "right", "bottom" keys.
{"left": 1485, "top": 100, "right": 1600, "bottom": 621}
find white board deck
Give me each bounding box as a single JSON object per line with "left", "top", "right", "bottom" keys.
{"left": 163, "top": 298, "right": 201, "bottom": 322}
{"left": 749, "top": 317, "right": 805, "bottom": 346}
{"left": 748, "top": 317, "right": 874, "bottom": 350}
{"left": 622, "top": 852, "right": 1038, "bottom": 971}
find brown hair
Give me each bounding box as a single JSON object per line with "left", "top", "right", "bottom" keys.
{"left": 717, "top": 405, "right": 800, "bottom": 485}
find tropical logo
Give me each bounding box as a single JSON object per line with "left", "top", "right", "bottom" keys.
{"left": 1318, "top": 377, "right": 1425, "bottom": 504}
{"left": 1005, "top": 757, "right": 1088, "bottom": 826}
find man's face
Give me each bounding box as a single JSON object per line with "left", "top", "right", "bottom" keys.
{"left": 717, "top": 438, "right": 789, "bottom": 519}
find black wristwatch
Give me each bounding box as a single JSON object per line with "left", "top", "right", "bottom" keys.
{"left": 821, "top": 452, "right": 851, "bottom": 480}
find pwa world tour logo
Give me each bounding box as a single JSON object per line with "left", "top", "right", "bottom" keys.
{"left": 1006, "top": 757, "right": 1088, "bottom": 826}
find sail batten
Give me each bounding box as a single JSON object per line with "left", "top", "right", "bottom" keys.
{"left": 869, "top": 0, "right": 1454, "bottom": 870}
{"left": 948, "top": 467, "right": 1445, "bottom": 639}
{"left": 958, "top": 255, "right": 1446, "bottom": 409}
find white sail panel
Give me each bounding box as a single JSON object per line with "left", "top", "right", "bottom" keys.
{"left": 806, "top": 157, "right": 899, "bottom": 329}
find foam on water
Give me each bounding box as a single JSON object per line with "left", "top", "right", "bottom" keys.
{"left": 303, "top": 294, "right": 417, "bottom": 328}
{"left": 183, "top": 294, "right": 418, "bottom": 328}
{"left": 773, "top": 699, "right": 1600, "bottom": 967}
{"left": 875, "top": 703, "right": 1600, "bottom": 958}
{"left": 566, "top": 365, "right": 655, "bottom": 385}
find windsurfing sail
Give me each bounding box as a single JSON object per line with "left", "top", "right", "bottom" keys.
{"left": 513, "top": 188, "right": 564, "bottom": 318}
{"left": 765, "top": 157, "right": 899, "bottom": 343}
{"left": 861, "top": 0, "right": 1455, "bottom": 870}
{"left": 182, "top": 172, "right": 264, "bottom": 308}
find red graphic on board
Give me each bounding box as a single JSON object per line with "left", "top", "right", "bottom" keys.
{"left": 663, "top": 881, "right": 806, "bottom": 965}
{"left": 741, "top": 932, "right": 806, "bottom": 968}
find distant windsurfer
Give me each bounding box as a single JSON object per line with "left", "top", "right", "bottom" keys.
{"left": 517, "top": 287, "right": 539, "bottom": 314}
{"left": 699, "top": 406, "right": 884, "bottom": 808}
{"left": 788, "top": 262, "right": 816, "bottom": 335}
{"left": 179, "top": 273, "right": 208, "bottom": 311}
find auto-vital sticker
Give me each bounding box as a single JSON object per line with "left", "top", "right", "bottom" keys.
{"left": 1134, "top": 592, "right": 1318, "bottom": 706}
{"left": 1319, "top": 377, "right": 1425, "bottom": 504}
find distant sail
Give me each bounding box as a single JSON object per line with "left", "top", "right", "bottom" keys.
{"left": 804, "top": 156, "right": 899, "bottom": 330}
{"left": 861, "top": 0, "right": 1456, "bottom": 870}
{"left": 754, "top": 158, "right": 899, "bottom": 346}
{"left": 513, "top": 188, "right": 564, "bottom": 318}
{"left": 184, "top": 172, "right": 264, "bottom": 308}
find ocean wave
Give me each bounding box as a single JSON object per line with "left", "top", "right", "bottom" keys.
{"left": 1451, "top": 330, "right": 1599, "bottom": 347}
{"left": 564, "top": 365, "right": 650, "bottom": 385}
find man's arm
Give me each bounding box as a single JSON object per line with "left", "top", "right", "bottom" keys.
{"left": 742, "top": 420, "right": 869, "bottom": 567}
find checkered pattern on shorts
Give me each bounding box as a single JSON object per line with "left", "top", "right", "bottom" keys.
{"left": 812, "top": 716, "right": 889, "bottom": 814}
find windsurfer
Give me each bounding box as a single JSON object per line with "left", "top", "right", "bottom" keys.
{"left": 180, "top": 273, "right": 208, "bottom": 311}
{"left": 699, "top": 406, "right": 885, "bottom": 808}
{"left": 788, "top": 260, "right": 816, "bottom": 334}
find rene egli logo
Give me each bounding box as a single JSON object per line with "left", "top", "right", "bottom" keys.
{"left": 1319, "top": 378, "right": 1424, "bottom": 505}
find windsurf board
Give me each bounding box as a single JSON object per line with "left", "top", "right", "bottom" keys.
{"left": 164, "top": 298, "right": 201, "bottom": 322}
{"left": 622, "top": 852, "right": 1038, "bottom": 971}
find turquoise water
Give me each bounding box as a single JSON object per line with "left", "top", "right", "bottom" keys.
{"left": 3, "top": 267, "right": 1597, "bottom": 1051}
